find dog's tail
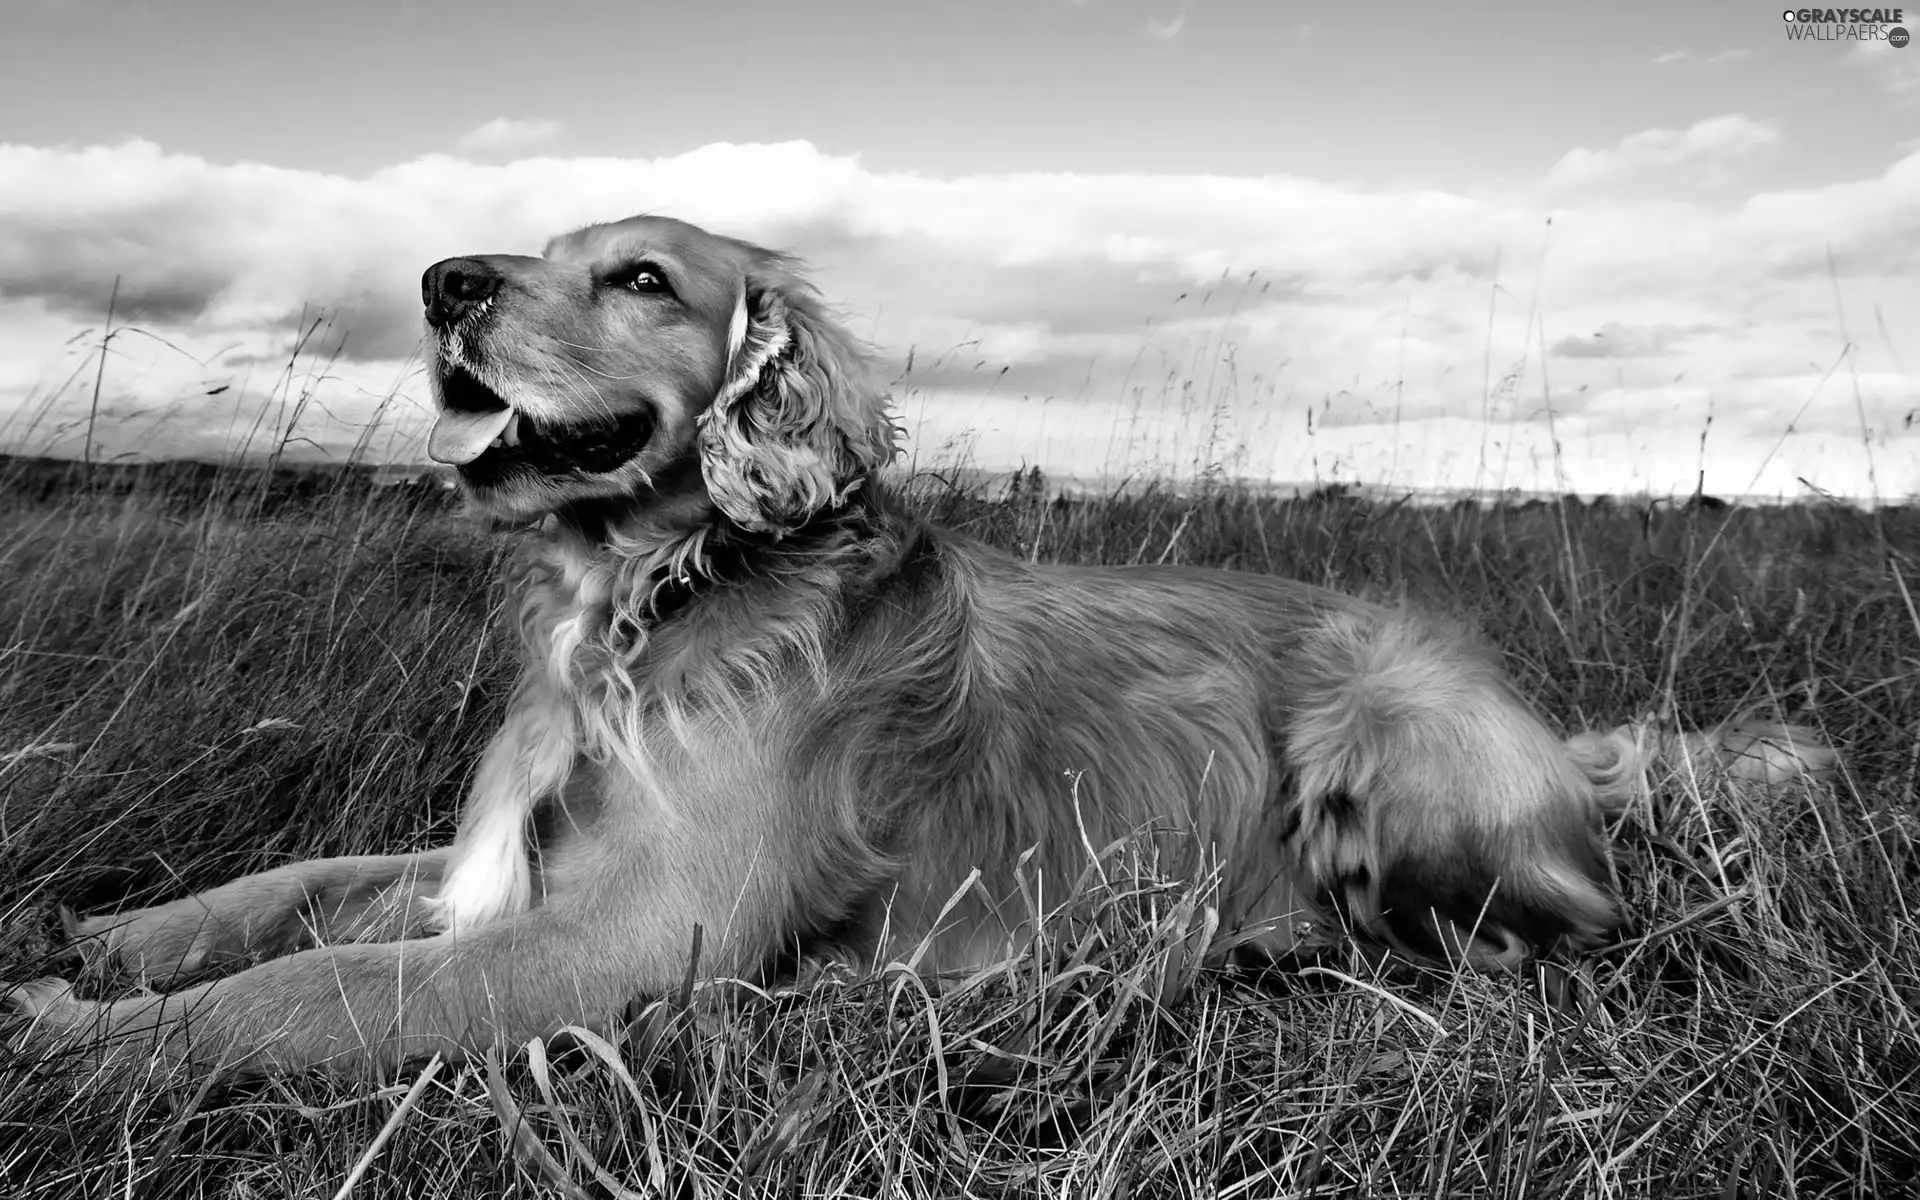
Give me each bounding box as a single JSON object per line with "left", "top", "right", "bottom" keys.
{"left": 1280, "top": 610, "right": 1840, "bottom": 969}
{"left": 1565, "top": 718, "right": 1840, "bottom": 818}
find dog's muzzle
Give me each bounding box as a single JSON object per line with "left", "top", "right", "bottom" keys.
{"left": 422, "top": 257, "right": 502, "bottom": 329}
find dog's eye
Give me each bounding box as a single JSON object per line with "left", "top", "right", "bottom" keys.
{"left": 607, "top": 263, "right": 672, "bottom": 296}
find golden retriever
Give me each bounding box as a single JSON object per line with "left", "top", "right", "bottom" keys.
{"left": 6, "top": 215, "right": 1836, "bottom": 1084}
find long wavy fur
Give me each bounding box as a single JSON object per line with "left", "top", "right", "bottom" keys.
{"left": 13, "top": 217, "right": 1842, "bottom": 1082}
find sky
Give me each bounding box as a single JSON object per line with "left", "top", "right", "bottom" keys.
{"left": 1, "top": 0, "right": 1916, "bottom": 500}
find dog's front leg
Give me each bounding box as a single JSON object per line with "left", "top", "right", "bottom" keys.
{"left": 65, "top": 850, "right": 453, "bottom": 989}
{"left": 11, "top": 869, "right": 762, "bottom": 1087}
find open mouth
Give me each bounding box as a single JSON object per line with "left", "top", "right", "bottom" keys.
{"left": 429, "top": 364, "right": 656, "bottom": 482}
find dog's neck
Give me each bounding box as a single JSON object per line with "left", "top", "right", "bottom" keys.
{"left": 518, "top": 481, "right": 899, "bottom": 687}
{"left": 642, "top": 497, "right": 880, "bottom": 623}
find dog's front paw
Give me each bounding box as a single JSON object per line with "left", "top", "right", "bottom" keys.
{"left": 5, "top": 976, "right": 88, "bottom": 1059}
{"left": 57, "top": 905, "right": 106, "bottom": 972}
{"left": 5, "top": 977, "right": 195, "bottom": 1090}
{"left": 6, "top": 975, "right": 78, "bottom": 1021}
{"left": 63, "top": 904, "right": 220, "bottom": 988}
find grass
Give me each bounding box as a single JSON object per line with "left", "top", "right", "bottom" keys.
{"left": 1, "top": 455, "right": 1917, "bottom": 1198}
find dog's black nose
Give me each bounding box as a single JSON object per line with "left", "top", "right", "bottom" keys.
{"left": 422, "top": 258, "right": 503, "bottom": 328}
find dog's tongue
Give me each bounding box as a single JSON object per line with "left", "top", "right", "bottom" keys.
{"left": 428, "top": 406, "right": 514, "bottom": 465}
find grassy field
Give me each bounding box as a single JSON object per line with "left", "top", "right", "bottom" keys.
{"left": 1, "top": 455, "right": 1917, "bottom": 1198}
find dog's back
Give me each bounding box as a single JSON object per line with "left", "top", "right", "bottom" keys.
{"left": 784, "top": 516, "right": 1619, "bottom": 972}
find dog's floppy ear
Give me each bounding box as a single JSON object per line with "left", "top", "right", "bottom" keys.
{"left": 697, "top": 262, "right": 899, "bottom": 536}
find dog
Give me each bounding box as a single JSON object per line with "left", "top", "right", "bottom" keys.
{"left": 5, "top": 215, "right": 1837, "bottom": 1084}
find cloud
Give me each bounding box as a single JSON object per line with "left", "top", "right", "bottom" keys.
{"left": 455, "top": 118, "right": 563, "bottom": 158}
{"left": 1546, "top": 114, "right": 1782, "bottom": 194}
{"left": 1550, "top": 322, "right": 1710, "bottom": 360}
{"left": 1144, "top": 13, "right": 1185, "bottom": 39}
{"left": 1143, "top": 0, "right": 1192, "bottom": 41}
{"left": 1850, "top": 35, "right": 1920, "bottom": 100}
{"left": 1655, "top": 49, "right": 1751, "bottom": 66}
{"left": 0, "top": 132, "right": 1915, "bottom": 498}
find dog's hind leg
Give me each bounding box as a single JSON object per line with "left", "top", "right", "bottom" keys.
{"left": 66, "top": 850, "right": 451, "bottom": 989}
{"left": 1280, "top": 611, "right": 1620, "bottom": 967}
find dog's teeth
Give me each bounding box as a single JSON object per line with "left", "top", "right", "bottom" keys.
{"left": 502, "top": 410, "right": 521, "bottom": 448}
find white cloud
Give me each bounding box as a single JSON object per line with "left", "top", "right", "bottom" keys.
{"left": 1655, "top": 49, "right": 1751, "bottom": 66}
{"left": 1547, "top": 114, "right": 1782, "bottom": 195}
{"left": 0, "top": 130, "right": 1915, "bottom": 500}
{"left": 455, "top": 118, "right": 563, "bottom": 158}
{"left": 1144, "top": 0, "right": 1192, "bottom": 41}
{"left": 1850, "top": 35, "right": 1920, "bottom": 99}
{"left": 1144, "top": 13, "right": 1185, "bottom": 40}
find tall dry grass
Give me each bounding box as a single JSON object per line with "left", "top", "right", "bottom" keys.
{"left": 0, "top": 453, "right": 1915, "bottom": 1197}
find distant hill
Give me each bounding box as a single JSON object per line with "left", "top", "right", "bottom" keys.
{"left": 2, "top": 451, "right": 1902, "bottom": 515}
{"left": 0, "top": 453, "right": 457, "bottom": 511}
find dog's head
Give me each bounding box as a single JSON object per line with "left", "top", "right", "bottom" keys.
{"left": 420, "top": 215, "right": 898, "bottom": 530}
